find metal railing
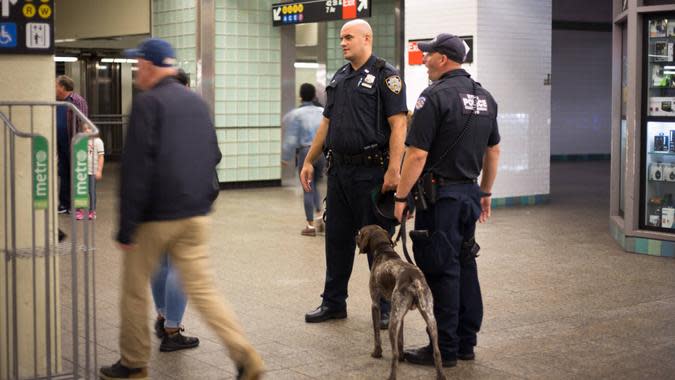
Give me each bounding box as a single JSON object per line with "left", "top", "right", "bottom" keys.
{"left": 88, "top": 114, "right": 127, "bottom": 160}
{"left": 1, "top": 101, "right": 100, "bottom": 380}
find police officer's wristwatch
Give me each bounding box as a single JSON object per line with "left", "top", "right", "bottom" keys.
{"left": 394, "top": 193, "right": 408, "bottom": 202}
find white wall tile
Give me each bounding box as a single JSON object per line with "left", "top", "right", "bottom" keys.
{"left": 404, "top": 0, "right": 552, "bottom": 198}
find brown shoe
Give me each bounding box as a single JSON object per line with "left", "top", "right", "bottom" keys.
{"left": 301, "top": 226, "right": 316, "bottom": 236}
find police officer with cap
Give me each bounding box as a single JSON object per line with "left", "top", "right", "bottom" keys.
{"left": 300, "top": 19, "right": 408, "bottom": 326}
{"left": 394, "top": 33, "right": 500, "bottom": 367}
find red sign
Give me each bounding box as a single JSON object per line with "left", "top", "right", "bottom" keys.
{"left": 408, "top": 40, "right": 426, "bottom": 65}
{"left": 342, "top": 0, "right": 357, "bottom": 19}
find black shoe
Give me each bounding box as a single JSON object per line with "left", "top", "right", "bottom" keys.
{"left": 58, "top": 206, "right": 69, "bottom": 214}
{"left": 154, "top": 318, "right": 165, "bottom": 339}
{"left": 379, "top": 311, "right": 390, "bottom": 330}
{"left": 403, "top": 345, "right": 457, "bottom": 368}
{"left": 457, "top": 349, "right": 475, "bottom": 360}
{"left": 58, "top": 229, "right": 67, "bottom": 242}
{"left": 99, "top": 360, "right": 148, "bottom": 379}
{"left": 304, "top": 305, "right": 347, "bottom": 323}
{"left": 159, "top": 329, "right": 200, "bottom": 352}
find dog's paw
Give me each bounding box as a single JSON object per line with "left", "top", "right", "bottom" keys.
{"left": 371, "top": 349, "right": 383, "bottom": 358}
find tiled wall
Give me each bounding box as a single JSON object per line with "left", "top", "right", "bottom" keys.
{"left": 152, "top": 0, "right": 197, "bottom": 84}
{"left": 551, "top": 29, "right": 612, "bottom": 155}
{"left": 405, "top": 0, "right": 551, "bottom": 198}
{"left": 476, "top": 0, "right": 551, "bottom": 198}
{"left": 214, "top": 0, "right": 281, "bottom": 182}
{"left": 326, "top": 0, "right": 397, "bottom": 80}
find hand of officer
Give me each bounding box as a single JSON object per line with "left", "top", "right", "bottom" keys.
{"left": 394, "top": 201, "right": 406, "bottom": 223}
{"left": 281, "top": 160, "right": 289, "bottom": 167}
{"left": 300, "top": 162, "right": 314, "bottom": 192}
{"left": 479, "top": 196, "right": 492, "bottom": 223}
{"left": 382, "top": 168, "right": 400, "bottom": 192}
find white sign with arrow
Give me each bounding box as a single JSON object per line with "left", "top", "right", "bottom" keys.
{"left": 1, "top": 0, "right": 18, "bottom": 18}
{"left": 358, "top": 0, "right": 368, "bottom": 12}
{"left": 273, "top": 7, "right": 281, "bottom": 21}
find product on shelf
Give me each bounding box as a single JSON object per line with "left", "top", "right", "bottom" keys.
{"left": 649, "top": 97, "right": 675, "bottom": 116}
{"left": 650, "top": 19, "right": 668, "bottom": 37}
{"left": 650, "top": 162, "right": 665, "bottom": 181}
{"left": 654, "top": 132, "right": 670, "bottom": 151}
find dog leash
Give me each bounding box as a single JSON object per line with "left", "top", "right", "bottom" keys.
{"left": 394, "top": 206, "right": 416, "bottom": 265}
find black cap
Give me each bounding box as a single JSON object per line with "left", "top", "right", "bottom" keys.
{"left": 418, "top": 33, "right": 469, "bottom": 63}
{"left": 371, "top": 187, "right": 400, "bottom": 226}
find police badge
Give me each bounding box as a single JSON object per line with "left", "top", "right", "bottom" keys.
{"left": 385, "top": 75, "right": 402, "bottom": 94}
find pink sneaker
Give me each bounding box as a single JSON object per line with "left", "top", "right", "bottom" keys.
{"left": 88, "top": 211, "right": 96, "bottom": 220}
{"left": 75, "top": 209, "right": 84, "bottom": 220}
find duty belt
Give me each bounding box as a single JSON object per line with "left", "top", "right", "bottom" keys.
{"left": 330, "top": 150, "right": 388, "bottom": 167}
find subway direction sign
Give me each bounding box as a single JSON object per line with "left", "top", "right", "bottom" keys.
{"left": 272, "top": 0, "right": 371, "bottom": 27}
{"left": 0, "top": 0, "right": 54, "bottom": 55}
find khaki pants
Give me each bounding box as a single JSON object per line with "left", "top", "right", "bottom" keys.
{"left": 119, "top": 216, "right": 254, "bottom": 368}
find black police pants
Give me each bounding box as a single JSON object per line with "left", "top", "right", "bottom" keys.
{"left": 411, "top": 184, "right": 483, "bottom": 358}
{"left": 58, "top": 148, "right": 71, "bottom": 210}
{"left": 322, "top": 162, "right": 393, "bottom": 312}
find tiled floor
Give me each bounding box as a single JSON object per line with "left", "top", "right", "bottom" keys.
{"left": 58, "top": 161, "right": 675, "bottom": 379}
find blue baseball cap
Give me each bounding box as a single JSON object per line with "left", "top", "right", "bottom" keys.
{"left": 124, "top": 38, "right": 176, "bottom": 67}
{"left": 418, "top": 33, "right": 470, "bottom": 63}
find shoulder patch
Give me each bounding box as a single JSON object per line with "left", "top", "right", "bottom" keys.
{"left": 415, "top": 96, "right": 426, "bottom": 110}
{"left": 385, "top": 75, "right": 402, "bottom": 94}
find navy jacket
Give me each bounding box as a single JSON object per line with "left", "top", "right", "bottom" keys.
{"left": 117, "top": 76, "right": 222, "bottom": 244}
{"left": 407, "top": 69, "right": 500, "bottom": 181}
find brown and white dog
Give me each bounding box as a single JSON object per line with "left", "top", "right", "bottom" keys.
{"left": 357, "top": 225, "right": 446, "bottom": 380}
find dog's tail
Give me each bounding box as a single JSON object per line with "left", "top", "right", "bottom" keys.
{"left": 398, "top": 267, "right": 426, "bottom": 310}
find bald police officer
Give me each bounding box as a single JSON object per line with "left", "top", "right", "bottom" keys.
{"left": 394, "top": 33, "right": 500, "bottom": 367}
{"left": 300, "top": 19, "right": 408, "bottom": 326}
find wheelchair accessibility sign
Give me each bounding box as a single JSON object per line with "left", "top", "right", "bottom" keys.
{"left": 0, "top": 22, "right": 17, "bottom": 48}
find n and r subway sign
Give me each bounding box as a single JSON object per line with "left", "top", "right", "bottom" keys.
{"left": 272, "top": 0, "right": 371, "bottom": 27}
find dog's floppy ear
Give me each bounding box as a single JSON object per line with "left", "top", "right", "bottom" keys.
{"left": 356, "top": 229, "right": 370, "bottom": 254}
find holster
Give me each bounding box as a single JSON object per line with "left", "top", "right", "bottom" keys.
{"left": 460, "top": 237, "right": 480, "bottom": 265}
{"left": 411, "top": 172, "right": 437, "bottom": 211}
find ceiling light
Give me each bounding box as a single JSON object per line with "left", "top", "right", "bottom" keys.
{"left": 54, "top": 56, "right": 78, "bottom": 62}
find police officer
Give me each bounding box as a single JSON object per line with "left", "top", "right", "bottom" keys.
{"left": 393, "top": 33, "right": 500, "bottom": 367}
{"left": 300, "top": 19, "right": 408, "bottom": 326}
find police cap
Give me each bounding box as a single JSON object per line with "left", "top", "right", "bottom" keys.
{"left": 418, "top": 33, "right": 470, "bottom": 63}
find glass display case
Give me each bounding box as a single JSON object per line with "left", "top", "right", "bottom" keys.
{"left": 643, "top": 14, "right": 675, "bottom": 231}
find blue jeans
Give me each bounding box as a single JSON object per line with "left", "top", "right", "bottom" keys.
{"left": 297, "top": 146, "right": 325, "bottom": 222}
{"left": 151, "top": 254, "right": 187, "bottom": 329}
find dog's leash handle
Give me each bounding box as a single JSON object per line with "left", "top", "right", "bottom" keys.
{"left": 395, "top": 207, "right": 417, "bottom": 265}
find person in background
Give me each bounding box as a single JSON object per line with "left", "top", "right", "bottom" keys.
{"left": 55, "top": 75, "right": 89, "bottom": 214}
{"left": 282, "top": 83, "right": 326, "bottom": 236}
{"left": 150, "top": 68, "right": 200, "bottom": 353}
{"left": 77, "top": 123, "right": 104, "bottom": 220}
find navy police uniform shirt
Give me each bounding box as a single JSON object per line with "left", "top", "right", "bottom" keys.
{"left": 406, "top": 69, "right": 500, "bottom": 180}
{"left": 324, "top": 55, "right": 408, "bottom": 155}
